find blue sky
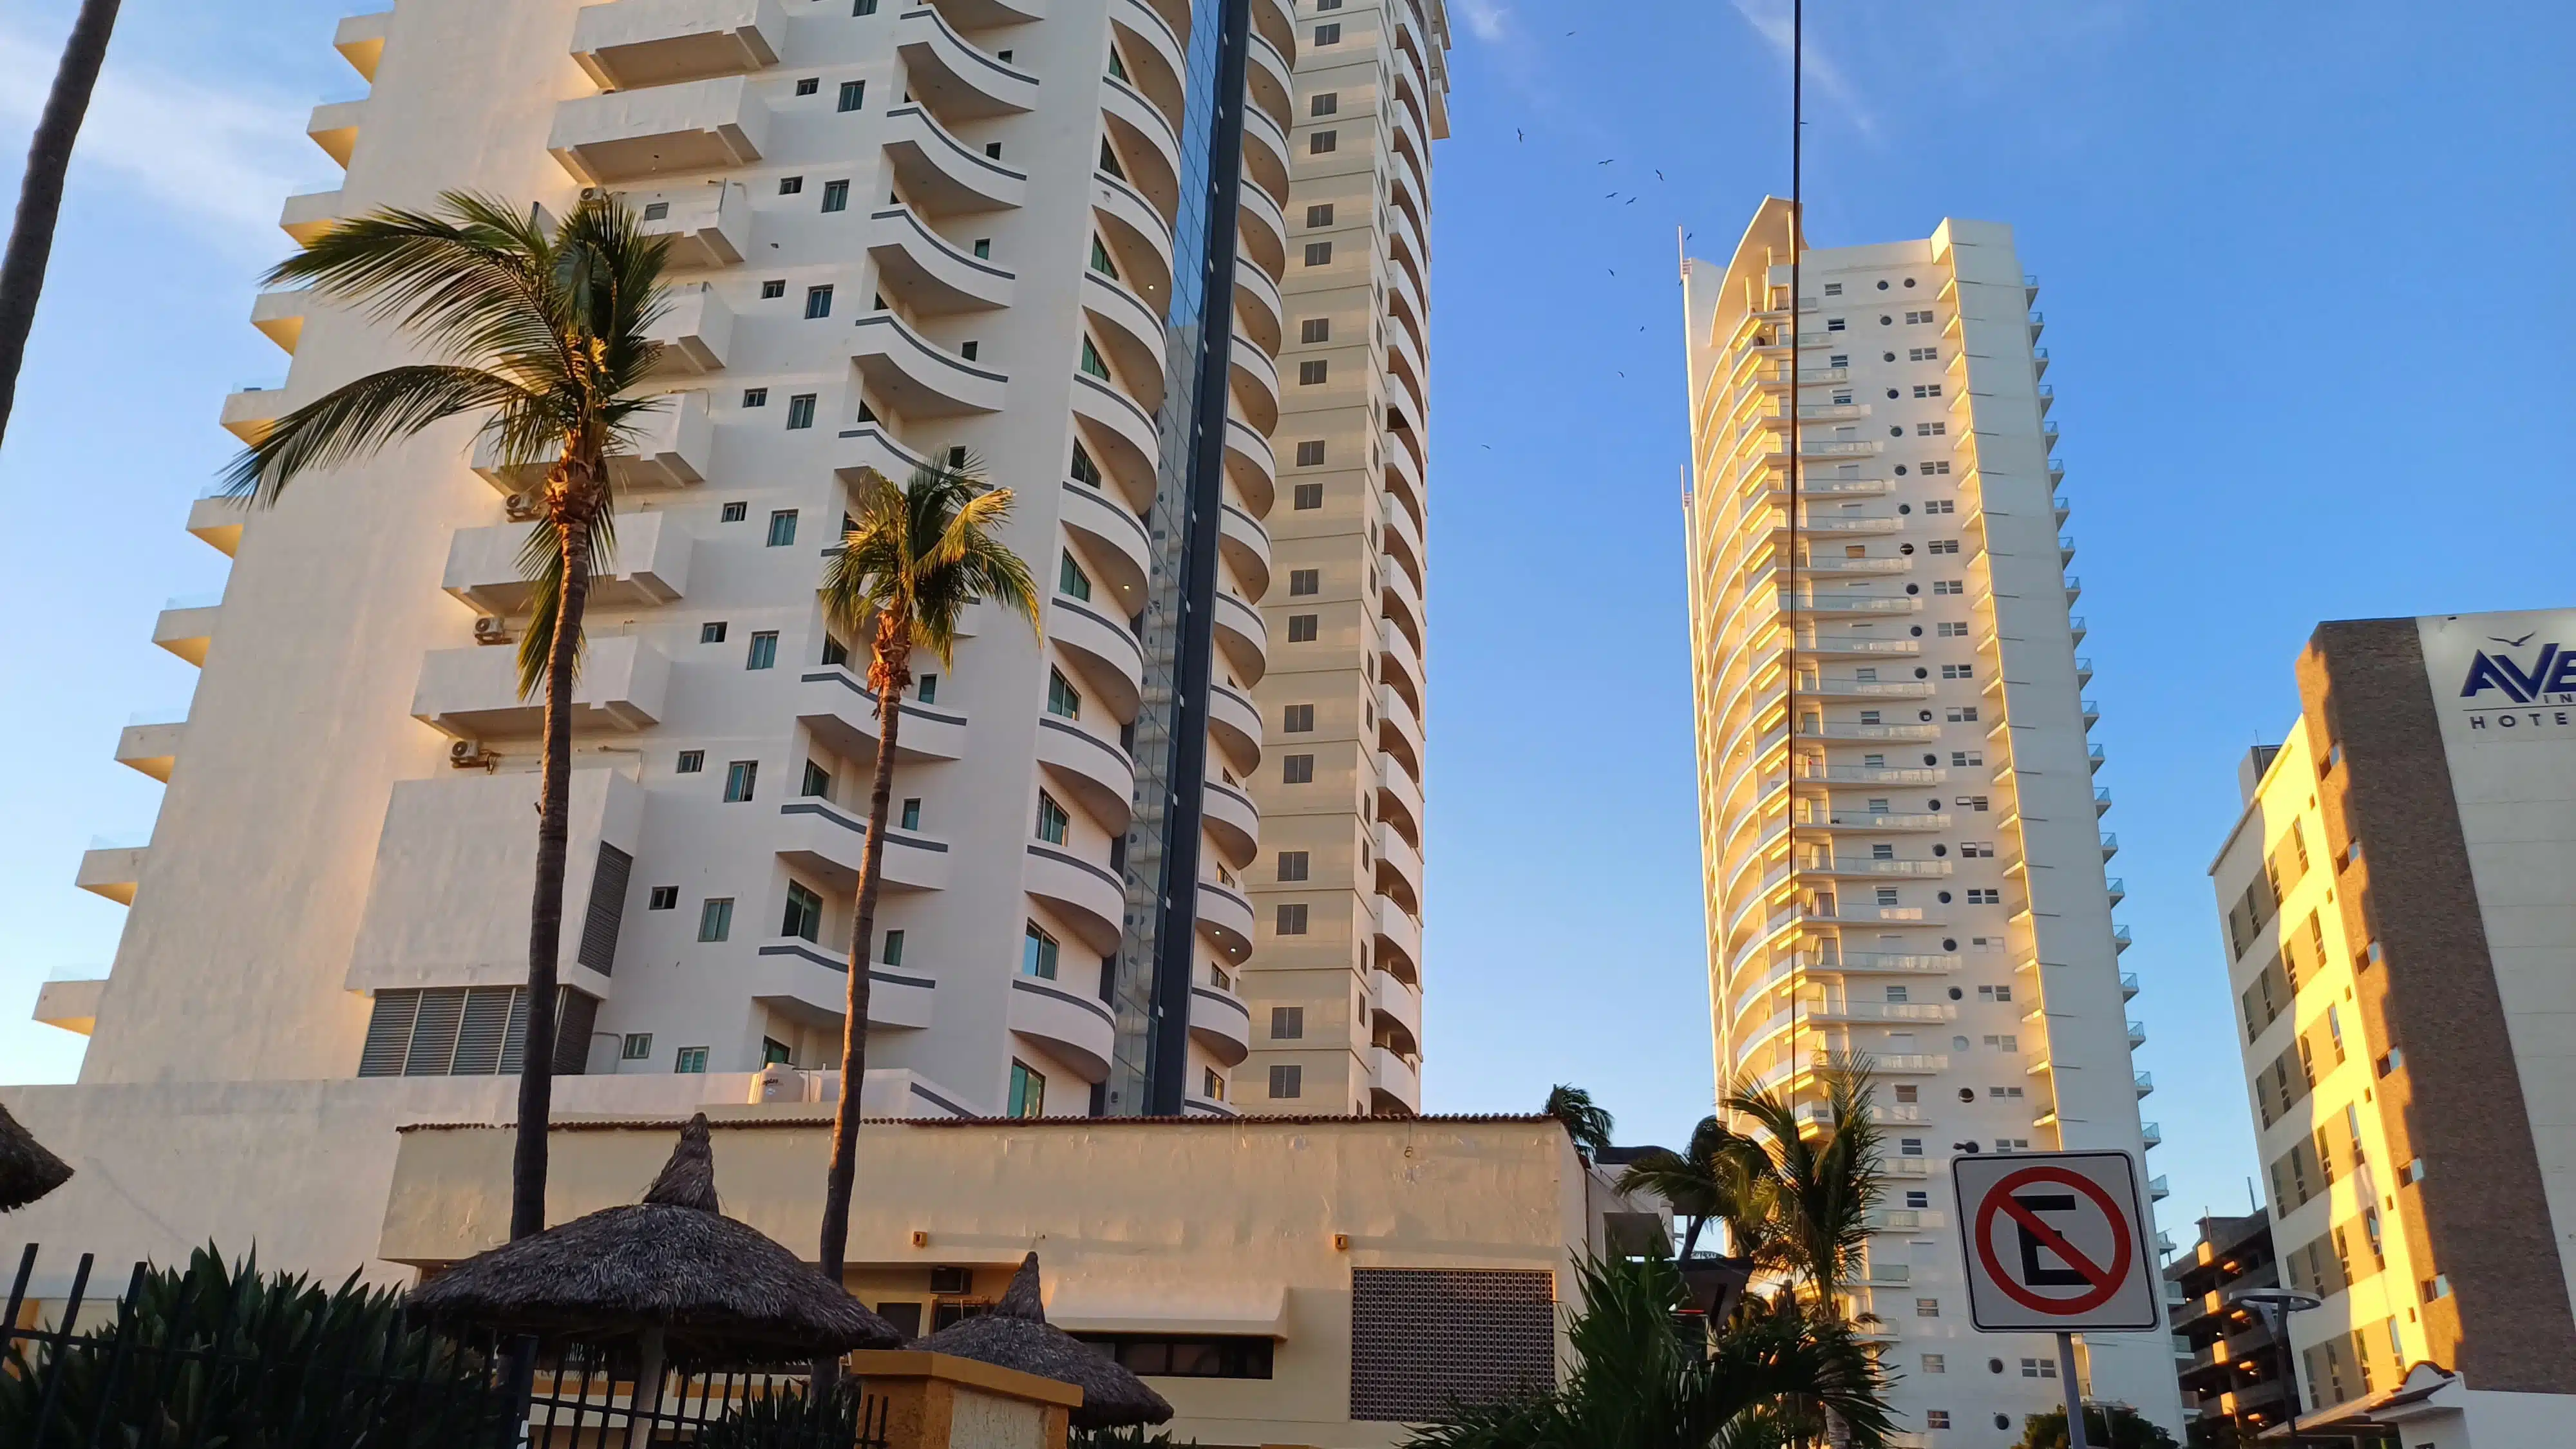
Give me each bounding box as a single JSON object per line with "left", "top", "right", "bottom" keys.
{"left": 1, "top": 1, "right": 2569, "bottom": 1251}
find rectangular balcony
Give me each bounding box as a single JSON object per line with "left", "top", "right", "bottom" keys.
{"left": 33, "top": 974, "right": 106, "bottom": 1036}
{"left": 548, "top": 75, "right": 769, "bottom": 184}
{"left": 76, "top": 837, "right": 148, "bottom": 905}
{"left": 153, "top": 594, "right": 223, "bottom": 666}
{"left": 443, "top": 509, "right": 692, "bottom": 615}
{"left": 571, "top": 0, "right": 785, "bottom": 90}
{"left": 412, "top": 634, "right": 668, "bottom": 736}
{"left": 116, "top": 715, "right": 186, "bottom": 782}
{"left": 627, "top": 183, "right": 754, "bottom": 268}
{"left": 471, "top": 388, "right": 712, "bottom": 491}
{"left": 278, "top": 189, "right": 343, "bottom": 245}
{"left": 307, "top": 99, "right": 366, "bottom": 167}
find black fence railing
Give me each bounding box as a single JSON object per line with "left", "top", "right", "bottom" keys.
{"left": 1, "top": 1245, "right": 891, "bottom": 1449}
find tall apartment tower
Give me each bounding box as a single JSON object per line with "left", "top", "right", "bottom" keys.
{"left": 1238, "top": 0, "right": 1437, "bottom": 1118}
{"left": 1681, "top": 204, "right": 2181, "bottom": 1434}
{"left": 15, "top": 0, "right": 1437, "bottom": 1274}
{"left": 2209, "top": 611, "right": 2576, "bottom": 1424}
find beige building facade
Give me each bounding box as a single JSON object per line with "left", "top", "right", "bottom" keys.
{"left": 2209, "top": 610, "right": 2576, "bottom": 1425}
{"left": 1680, "top": 205, "right": 2182, "bottom": 1437}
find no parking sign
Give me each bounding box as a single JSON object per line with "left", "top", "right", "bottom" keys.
{"left": 1950, "top": 1150, "right": 2161, "bottom": 1332}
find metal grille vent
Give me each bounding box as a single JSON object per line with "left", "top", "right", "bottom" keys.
{"left": 1349, "top": 1267, "right": 1556, "bottom": 1422}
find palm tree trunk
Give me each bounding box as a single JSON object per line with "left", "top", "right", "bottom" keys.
{"left": 0, "top": 0, "right": 124, "bottom": 443}
{"left": 510, "top": 482, "right": 594, "bottom": 1240}
{"left": 817, "top": 619, "right": 909, "bottom": 1288}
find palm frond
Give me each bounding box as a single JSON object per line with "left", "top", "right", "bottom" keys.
{"left": 265, "top": 194, "right": 578, "bottom": 387}
{"left": 1543, "top": 1085, "right": 1617, "bottom": 1161}
{"left": 218, "top": 366, "right": 531, "bottom": 504}
{"left": 511, "top": 508, "right": 618, "bottom": 700}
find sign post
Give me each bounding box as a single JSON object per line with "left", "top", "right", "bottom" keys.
{"left": 1951, "top": 1151, "right": 2161, "bottom": 1449}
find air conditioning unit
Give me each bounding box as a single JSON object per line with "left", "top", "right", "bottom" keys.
{"left": 449, "top": 739, "right": 493, "bottom": 769}
{"left": 473, "top": 616, "right": 513, "bottom": 645}
{"left": 503, "top": 491, "right": 542, "bottom": 522}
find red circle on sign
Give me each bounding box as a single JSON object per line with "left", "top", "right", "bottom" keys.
{"left": 1971, "top": 1164, "right": 2136, "bottom": 1316}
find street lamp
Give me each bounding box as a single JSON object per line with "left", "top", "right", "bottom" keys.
{"left": 2230, "top": 1287, "right": 2322, "bottom": 1444}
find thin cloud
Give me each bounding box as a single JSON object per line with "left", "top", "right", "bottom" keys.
{"left": 1727, "top": 0, "right": 1880, "bottom": 140}
{"left": 0, "top": 21, "right": 324, "bottom": 262}
{"left": 1455, "top": 0, "right": 1509, "bottom": 43}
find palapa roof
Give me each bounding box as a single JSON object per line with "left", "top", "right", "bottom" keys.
{"left": 916, "top": 1253, "right": 1173, "bottom": 1430}
{"left": 0, "top": 1101, "right": 72, "bottom": 1211}
{"left": 406, "top": 1113, "right": 902, "bottom": 1363}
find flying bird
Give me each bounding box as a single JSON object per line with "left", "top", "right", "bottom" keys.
{"left": 1597, "top": 158, "right": 1614, "bottom": 166}
{"left": 2490, "top": 632, "right": 2538, "bottom": 647}
{"left": 1656, "top": 169, "right": 1666, "bottom": 181}
{"left": 1626, "top": 197, "right": 1638, "bottom": 205}
{"left": 1517, "top": 128, "right": 1524, "bottom": 142}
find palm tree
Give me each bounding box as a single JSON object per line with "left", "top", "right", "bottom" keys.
{"left": 1404, "top": 1250, "right": 1895, "bottom": 1449}
{"left": 220, "top": 192, "right": 674, "bottom": 1240}
{"left": 1542, "top": 1084, "right": 1616, "bottom": 1164}
{"left": 0, "top": 0, "right": 125, "bottom": 442}
{"left": 1725, "top": 1063, "right": 1887, "bottom": 1319}
{"left": 812, "top": 458, "right": 1037, "bottom": 1289}
{"left": 1617, "top": 1113, "right": 1781, "bottom": 1264}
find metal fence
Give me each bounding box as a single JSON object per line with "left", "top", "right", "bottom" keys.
{"left": 2, "top": 1245, "right": 891, "bottom": 1449}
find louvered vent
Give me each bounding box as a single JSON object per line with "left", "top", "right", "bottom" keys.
{"left": 353, "top": 985, "right": 594, "bottom": 1077}
{"left": 357, "top": 990, "right": 419, "bottom": 1077}
{"left": 576, "top": 843, "right": 633, "bottom": 976}
{"left": 403, "top": 988, "right": 468, "bottom": 1075}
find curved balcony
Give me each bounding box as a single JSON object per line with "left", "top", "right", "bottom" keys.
{"left": 866, "top": 205, "right": 1014, "bottom": 314}
{"left": 1229, "top": 331, "right": 1280, "bottom": 435}
{"left": 1047, "top": 594, "right": 1146, "bottom": 720}
{"left": 1383, "top": 560, "right": 1425, "bottom": 648}
{"left": 1367, "top": 1045, "right": 1421, "bottom": 1114}
{"left": 1380, "top": 498, "right": 1425, "bottom": 591}
{"left": 1111, "top": 0, "right": 1188, "bottom": 129}
{"left": 414, "top": 635, "right": 666, "bottom": 737}
{"left": 747, "top": 942, "right": 935, "bottom": 1033}
{"left": 1379, "top": 684, "right": 1423, "bottom": 779}
{"left": 1249, "top": 0, "right": 1295, "bottom": 59}
{"left": 1374, "top": 894, "right": 1423, "bottom": 981}
{"left": 1370, "top": 968, "right": 1422, "bottom": 1048}
{"left": 1189, "top": 981, "right": 1253, "bottom": 1067}
{"left": 936, "top": 0, "right": 1046, "bottom": 23}
{"left": 1092, "top": 171, "right": 1174, "bottom": 299}
{"left": 797, "top": 665, "right": 968, "bottom": 762}
{"left": 1224, "top": 415, "right": 1277, "bottom": 516}
{"left": 1196, "top": 878, "right": 1255, "bottom": 959}
{"left": 895, "top": 6, "right": 1038, "bottom": 118}
{"left": 1379, "top": 617, "right": 1424, "bottom": 710}
{"left": 1208, "top": 681, "right": 1263, "bottom": 775}
{"left": 1383, "top": 428, "right": 1426, "bottom": 526}
{"left": 1376, "top": 820, "right": 1423, "bottom": 916}
{"left": 1218, "top": 502, "right": 1271, "bottom": 601}
{"left": 1244, "top": 30, "right": 1294, "bottom": 132}
{"left": 1024, "top": 842, "right": 1126, "bottom": 952}
{"left": 1072, "top": 370, "right": 1162, "bottom": 506}
{"left": 1061, "top": 479, "right": 1151, "bottom": 602}
{"left": 1234, "top": 251, "right": 1283, "bottom": 357}
{"left": 1378, "top": 750, "right": 1424, "bottom": 848}
{"left": 1202, "top": 775, "right": 1259, "bottom": 868}
{"left": 1213, "top": 590, "right": 1267, "bottom": 685}
{"left": 1082, "top": 270, "right": 1169, "bottom": 414}
{"left": 833, "top": 421, "right": 935, "bottom": 491}
{"left": 1239, "top": 101, "right": 1290, "bottom": 208}
{"left": 548, "top": 75, "right": 767, "bottom": 184}
{"left": 572, "top": 0, "right": 784, "bottom": 90}
{"left": 1101, "top": 79, "right": 1182, "bottom": 229}
{"left": 778, "top": 800, "right": 952, "bottom": 893}
{"left": 1009, "top": 975, "right": 1116, "bottom": 1080}
{"left": 1387, "top": 260, "right": 1428, "bottom": 356}
{"left": 851, "top": 311, "right": 1007, "bottom": 417}
{"left": 1236, "top": 182, "right": 1287, "bottom": 283}
{"left": 1388, "top": 204, "right": 1428, "bottom": 295}
{"left": 1036, "top": 714, "right": 1136, "bottom": 833}
{"left": 884, "top": 103, "right": 1027, "bottom": 214}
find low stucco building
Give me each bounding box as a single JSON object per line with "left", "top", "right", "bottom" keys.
{"left": 377, "top": 1110, "right": 1643, "bottom": 1449}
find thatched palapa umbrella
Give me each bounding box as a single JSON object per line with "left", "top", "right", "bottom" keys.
{"left": 408, "top": 1114, "right": 902, "bottom": 1444}
{"left": 915, "top": 1253, "right": 1173, "bottom": 1430}
{"left": 0, "top": 1100, "right": 72, "bottom": 1211}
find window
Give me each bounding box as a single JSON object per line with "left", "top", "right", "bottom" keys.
{"left": 900, "top": 797, "right": 921, "bottom": 831}
{"left": 1942, "top": 663, "right": 1974, "bottom": 679}
{"left": 1023, "top": 922, "right": 1060, "bottom": 979}
{"left": 853, "top": 0, "right": 877, "bottom": 12}
{"left": 1288, "top": 614, "right": 1318, "bottom": 642}
{"left": 1995, "top": 1137, "right": 2031, "bottom": 1150}
{"left": 786, "top": 393, "right": 818, "bottom": 428}
{"left": 1823, "top": 282, "right": 1843, "bottom": 297}
{"left": 701, "top": 621, "right": 730, "bottom": 645}
{"left": 1926, "top": 1412, "right": 1952, "bottom": 1429}
{"left": 2020, "top": 1358, "right": 2058, "bottom": 1379}
{"left": 761, "top": 1037, "right": 792, "bottom": 1066}
{"left": 795, "top": 77, "right": 820, "bottom": 97}
{"left": 804, "top": 285, "right": 833, "bottom": 319}
{"left": 880, "top": 929, "right": 905, "bottom": 965}
{"left": 721, "top": 501, "right": 750, "bottom": 522}
{"left": 741, "top": 388, "right": 768, "bottom": 409}
{"left": 1905, "top": 1191, "right": 1929, "bottom": 1208}
{"left": 1036, "top": 791, "right": 1070, "bottom": 845}
{"left": 1282, "top": 754, "right": 1314, "bottom": 783}
{"left": 1967, "top": 888, "right": 2000, "bottom": 904}
{"left": 1298, "top": 359, "right": 1329, "bottom": 385}
{"left": 1289, "top": 568, "right": 1320, "bottom": 596}
{"left": 1933, "top": 579, "right": 1964, "bottom": 595}
{"left": 1276, "top": 904, "right": 1309, "bottom": 935}
{"left": 1929, "top": 539, "right": 1961, "bottom": 554}
{"left": 1946, "top": 706, "right": 1979, "bottom": 723}
{"left": 2376, "top": 1046, "right": 2403, "bottom": 1077}
{"left": 675, "top": 1045, "right": 708, "bottom": 1073}
{"left": 1201, "top": 1068, "right": 1226, "bottom": 1101}
{"left": 1899, "top": 1137, "right": 1924, "bottom": 1157}
{"left": 1917, "top": 421, "right": 1947, "bottom": 437}
{"left": 1915, "top": 1298, "right": 1940, "bottom": 1318}
{"left": 1984, "top": 1034, "right": 2018, "bottom": 1050}
{"left": 767, "top": 509, "right": 799, "bottom": 547}
{"left": 822, "top": 635, "right": 849, "bottom": 667}
{"left": 1305, "top": 241, "right": 1333, "bottom": 267}
{"left": 747, "top": 632, "right": 779, "bottom": 669}
{"left": 1097, "top": 137, "right": 1125, "bottom": 178}
{"left": 1309, "top": 129, "right": 1338, "bottom": 155}
{"left": 1313, "top": 22, "right": 1341, "bottom": 44}
{"left": 1921, "top": 1354, "right": 1945, "bottom": 1374}
{"left": 1922, "top": 460, "right": 1952, "bottom": 475}
{"left": 837, "top": 79, "right": 864, "bottom": 111}
{"left": 1278, "top": 850, "right": 1311, "bottom": 882}
{"left": 1080, "top": 337, "right": 1112, "bottom": 380}
{"left": 1269, "top": 1063, "right": 1303, "bottom": 1098}
{"left": 782, "top": 882, "right": 824, "bottom": 942}
{"left": 1311, "top": 91, "right": 1339, "bottom": 117}
{"left": 1826, "top": 317, "right": 1847, "bottom": 332}
{"left": 1905, "top": 310, "right": 1935, "bottom": 324}
{"left": 1046, "top": 667, "right": 1083, "bottom": 720}
{"left": 1294, "top": 483, "right": 1323, "bottom": 509}
{"left": 697, "top": 898, "right": 735, "bottom": 942}
{"left": 1088, "top": 236, "right": 1120, "bottom": 278}
{"left": 1307, "top": 202, "right": 1334, "bottom": 227}
{"left": 2422, "top": 1273, "right": 2451, "bottom": 1301}
{"left": 820, "top": 179, "right": 849, "bottom": 213}
{"left": 800, "top": 761, "right": 832, "bottom": 799}
{"left": 1912, "top": 384, "right": 1942, "bottom": 398}
{"left": 1009, "top": 1060, "right": 1046, "bottom": 1117}
{"left": 1875, "top": 887, "right": 1900, "bottom": 907}
{"left": 1283, "top": 703, "right": 1315, "bottom": 732}
{"left": 676, "top": 750, "right": 705, "bottom": 773}
{"left": 1070, "top": 442, "right": 1103, "bottom": 487}
{"left": 1059, "top": 550, "right": 1094, "bottom": 600}
{"left": 1300, "top": 317, "right": 1331, "bottom": 344}
{"left": 1988, "top": 1083, "right": 2023, "bottom": 1097}
{"left": 723, "top": 760, "right": 759, "bottom": 801}
{"left": 779, "top": 176, "right": 804, "bottom": 195}
{"left": 1271, "top": 1006, "right": 1305, "bottom": 1039}
{"left": 1908, "top": 346, "right": 1938, "bottom": 361}
{"left": 1924, "top": 498, "right": 1955, "bottom": 515}
{"left": 1295, "top": 440, "right": 1326, "bottom": 466}
{"left": 2398, "top": 1157, "right": 2427, "bottom": 1185}
{"left": 616, "top": 1032, "right": 653, "bottom": 1062}
{"left": 649, "top": 886, "right": 679, "bottom": 911}
{"left": 1077, "top": 1334, "right": 1275, "bottom": 1379}
{"left": 1937, "top": 621, "right": 1970, "bottom": 638}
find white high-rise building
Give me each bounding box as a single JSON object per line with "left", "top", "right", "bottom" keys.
{"left": 1681, "top": 204, "right": 2183, "bottom": 1435}
{"left": 11, "top": 0, "right": 1442, "bottom": 1279}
